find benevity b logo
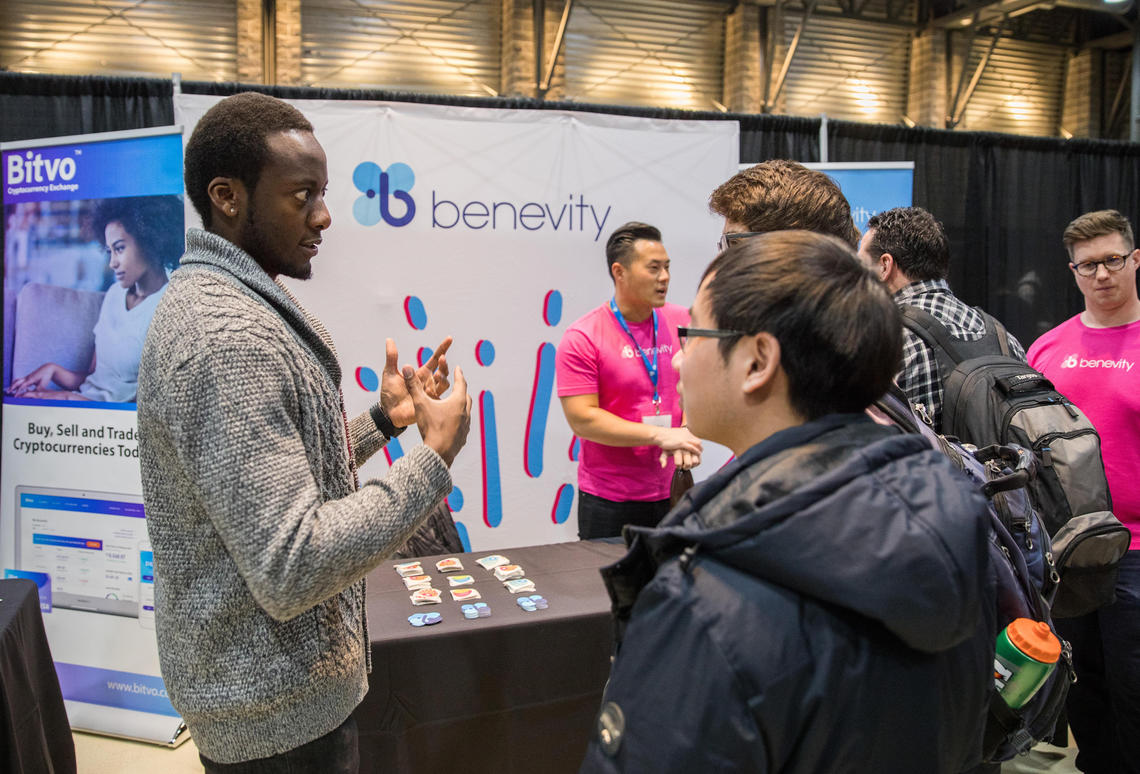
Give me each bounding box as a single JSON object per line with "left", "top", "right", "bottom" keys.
{"left": 353, "top": 162, "right": 416, "bottom": 227}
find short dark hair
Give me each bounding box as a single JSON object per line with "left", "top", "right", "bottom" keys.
{"left": 1062, "top": 209, "right": 1135, "bottom": 258}
{"left": 93, "top": 195, "right": 186, "bottom": 273}
{"left": 183, "top": 92, "right": 313, "bottom": 228}
{"left": 708, "top": 160, "right": 859, "bottom": 248}
{"left": 701, "top": 230, "right": 901, "bottom": 421}
{"left": 864, "top": 206, "right": 949, "bottom": 282}
{"left": 605, "top": 221, "right": 662, "bottom": 280}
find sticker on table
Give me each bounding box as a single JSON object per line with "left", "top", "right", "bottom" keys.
{"left": 451, "top": 588, "right": 482, "bottom": 602}
{"left": 448, "top": 574, "right": 475, "bottom": 587}
{"left": 493, "top": 564, "right": 524, "bottom": 581}
{"left": 410, "top": 588, "right": 442, "bottom": 605}
{"left": 475, "top": 555, "right": 510, "bottom": 570}
{"left": 503, "top": 578, "right": 536, "bottom": 594}
{"left": 461, "top": 603, "right": 491, "bottom": 619}
{"left": 402, "top": 574, "right": 433, "bottom": 590}
{"left": 435, "top": 557, "right": 464, "bottom": 573}
{"left": 395, "top": 561, "right": 424, "bottom": 577}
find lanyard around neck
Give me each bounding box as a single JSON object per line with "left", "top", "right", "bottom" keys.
{"left": 609, "top": 298, "right": 660, "bottom": 408}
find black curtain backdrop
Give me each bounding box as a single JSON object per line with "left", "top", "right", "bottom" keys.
{"left": 4, "top": 72, "right": 1140, "bottom": 347}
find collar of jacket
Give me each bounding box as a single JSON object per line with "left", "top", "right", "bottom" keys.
{"left": 180, "top": 228, "right": 342, "bottom": 387}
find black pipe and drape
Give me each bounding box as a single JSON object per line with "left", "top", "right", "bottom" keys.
{"left": 4, "top": 72, "right": 1140, "bottom": 347}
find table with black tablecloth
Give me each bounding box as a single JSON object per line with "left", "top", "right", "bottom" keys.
{"left": 354, "top": 540, "right": 627, "bottom": 774}
{"left": 0, "top": 578, "right": 76, "bottom": 774}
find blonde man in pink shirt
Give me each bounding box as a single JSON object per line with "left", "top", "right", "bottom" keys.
{"left": 1027, "top": 209, "right": 1140, "bottom": 774}
{"left": 556, "top": 222, "right": 702, "bottom": 539}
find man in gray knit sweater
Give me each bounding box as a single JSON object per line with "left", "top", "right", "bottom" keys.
{"left": 137, "top": 92, "right": 471, "bottom": 772}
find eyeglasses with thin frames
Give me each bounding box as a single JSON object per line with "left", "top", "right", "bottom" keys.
{"left": 716, "top": 231, "right": 766, "bottom": 253}
{"left": 1070, "top": 254, "right": 1130, "bottom": 277}
{"left": 677, "top": 326, "right": 748, "bottom": 350}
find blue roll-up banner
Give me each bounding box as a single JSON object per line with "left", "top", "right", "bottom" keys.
{"left": 805, "top": 161, "right": 915, "bottom": 234}
{"left": 1, "top": 127, "right": 187, "bottom": 746}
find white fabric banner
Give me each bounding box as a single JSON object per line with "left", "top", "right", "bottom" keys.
{"left": 175, "top": 95, "right": 739, "bottom": 550}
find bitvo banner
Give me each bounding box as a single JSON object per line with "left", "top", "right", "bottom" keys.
{"left": 1, "top": 127, "right": 186, "bottom": 745}
{"left": 805, "top": 161, "right": 915, "bottom": 234}
{"left": 175, "top": 94, "right": 739, "bottom": 552}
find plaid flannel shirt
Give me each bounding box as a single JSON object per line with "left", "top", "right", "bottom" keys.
{"left": 894, "top": 279, "right": 1026, "bottom": 433}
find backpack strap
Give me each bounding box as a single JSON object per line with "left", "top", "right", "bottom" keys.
{"left": 898, "top": 305, "right": 968, "bottom": 383}
{"left": 900, "top": 304, "right": 1013, "bottom": 370}
{"left": 975, "top": 307, "right": 1013, "bottom": 358}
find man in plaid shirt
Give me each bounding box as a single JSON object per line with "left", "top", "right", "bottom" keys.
{"left": 857, "top": 207, "right": 1025, "bottom": 432}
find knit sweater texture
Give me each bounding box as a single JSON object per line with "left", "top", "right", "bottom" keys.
{"left": 137, "top": 228, "right": 451, "bottom": 763}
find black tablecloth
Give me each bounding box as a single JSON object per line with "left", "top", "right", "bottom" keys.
{"left": 0, "top": 578, "right": 76, "bottom": 774}
{"left": 355, "top": 540, "right": 627, "bottom": 774}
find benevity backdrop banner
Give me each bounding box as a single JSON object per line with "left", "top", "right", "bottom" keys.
{"left": 1, "top": 127, "right": 184, "bottom": 742}
{"left": 175, "top": 94, "right": 739, "bottom": 551}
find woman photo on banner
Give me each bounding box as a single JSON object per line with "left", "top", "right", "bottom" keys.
{"left": 6, "top": 194, "right": 183, "bottom": 403}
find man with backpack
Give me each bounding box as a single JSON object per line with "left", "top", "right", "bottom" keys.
{"left": 856, "top": 206, "right": 1025, "bottom": 432}
{"left": 1027, "top": 209, "right": 1140, "bottom": 774}
{"left": 579, "top": 231, "right": 996, "bottom": 773}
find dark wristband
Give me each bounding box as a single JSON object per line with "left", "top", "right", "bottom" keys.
{"left": 370, "top": 403, "right": 406, "bottom": 439}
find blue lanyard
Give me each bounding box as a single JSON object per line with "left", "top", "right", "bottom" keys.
{"left": 609, "top": 298, "right": 660, "bottom": 409}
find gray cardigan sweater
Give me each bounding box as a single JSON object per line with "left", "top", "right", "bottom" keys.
{"left": 137, "top": 229, "right": 451, "bottom": 762}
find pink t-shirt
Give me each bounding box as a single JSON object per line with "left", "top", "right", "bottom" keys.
{"left": 556, "top": 302, "right": 690, "bottom": 502}
{"left": 1027, "top": 314, "right": 1140, "bottom": 549}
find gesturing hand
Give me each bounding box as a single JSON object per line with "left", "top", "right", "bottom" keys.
{"left": 404, "top": 364, "right": 472, "bottom": 467}
{"left": 380, "top": 336, "right": 452, "bottom": 429}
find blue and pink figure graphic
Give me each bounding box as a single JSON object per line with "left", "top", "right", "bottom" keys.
{"left": 524, "top": 343, "right": 556, "bottom": 478}
{"left": 355, "top": 366, "right": 379, "bottom": 393}
{"left": 551, "top": 483, "right": 574, "bottom": 525}
{"left": 542, "top": 289, "right": 563, "bottom": 327}
{"left": 348, "top": 287, "right": 583, "bottom": 543}
{"left": 479, "top": 390, "right": 503, "bottom": 528}
{"left": 405, "top": 296, "right": 427, "bottom": 330}
{"left": 475, "top": 339, "right": 495, "bottom": 367}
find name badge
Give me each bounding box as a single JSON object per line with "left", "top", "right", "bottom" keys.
{"left": 642, "top": 413, "right": 672, "bottom": 428}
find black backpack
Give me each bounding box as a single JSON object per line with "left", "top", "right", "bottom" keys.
{"left": 875, "top": 388, "right": 1071, "bottom": 763}
{"left": 900, "top": 305, "right": 1130, "bottom": 618}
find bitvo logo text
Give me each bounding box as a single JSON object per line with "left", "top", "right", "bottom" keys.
{"left": 7, "top": 151, "right": 77, "bottom": 185}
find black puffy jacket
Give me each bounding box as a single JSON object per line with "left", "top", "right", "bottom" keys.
{"left": 581, "top": 413, "right": 995, "bottom": 774}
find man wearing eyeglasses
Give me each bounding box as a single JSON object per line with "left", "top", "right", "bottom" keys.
{"left": 856, "top": 206, "right": 1025, "bottom": 433}
{"left": 556, "top": 222, "right": 702, "bottom": 540}
{"left": 580, "top": 231, "right": 994, "bottom": 773}
{"left": 1026, "top": 209, "right": 1140, "bottom": 774}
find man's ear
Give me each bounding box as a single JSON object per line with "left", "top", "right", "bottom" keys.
{"left": 610, "top": 261, "right": 624, "bottom": 284}
{"left": 207, "top": 176, "right": 245, "bottom": 222}
{"left": 742, "top": 332, "right": 781, "bottom": 396}
{"left": 877, "top": 252, "right": 896, "bottom": 284}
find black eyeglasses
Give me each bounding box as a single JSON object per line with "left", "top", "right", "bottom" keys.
{"left": 1070, "top": 254, "right": 1130, "bottom": 277}
{"left": 677, "top": 326, "right": 748, "bottom": 349}
{"left": 717, "top": 231, "right": 765, "bottom": 252}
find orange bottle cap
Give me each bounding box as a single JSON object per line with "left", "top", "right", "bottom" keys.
{"left": 1008, "top": 618, "right": 1062, "bottom": 663}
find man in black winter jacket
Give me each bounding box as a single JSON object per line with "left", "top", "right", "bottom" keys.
{"left": 580, "top": 231, "right": 996, "bottom": 774}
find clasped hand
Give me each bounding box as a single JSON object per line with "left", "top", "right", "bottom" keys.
{"left": 381, "top": 336, "right": 472, "bottom": 467}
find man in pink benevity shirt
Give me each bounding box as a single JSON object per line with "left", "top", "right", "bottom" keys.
{"left": 555, "top": 222, "right": 702, "bottom": 540}
{"left": 1027, "top": 209, "right": 1140, "bottom": 774}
